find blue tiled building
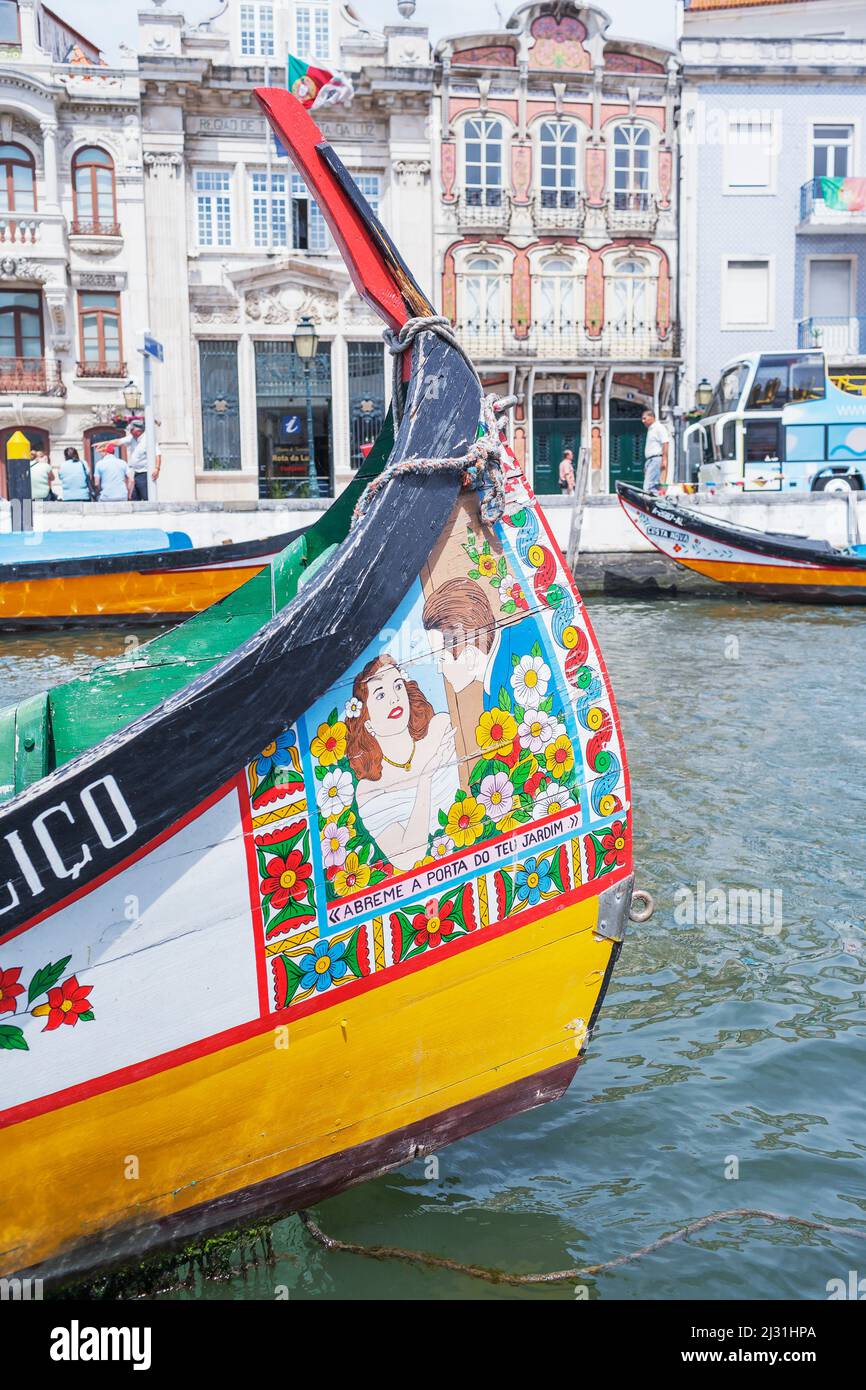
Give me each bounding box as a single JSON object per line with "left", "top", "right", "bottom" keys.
{"left": 679, "top": 0, "right": 866, "bottom": 402}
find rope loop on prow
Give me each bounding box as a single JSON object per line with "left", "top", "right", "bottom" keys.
{"left": 350, "top": 316, "right": 516, "bottom": 532}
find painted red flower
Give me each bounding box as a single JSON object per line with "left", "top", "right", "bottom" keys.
{"left": 601, "top": 821, "right": 627, "bottom": 868}
{"left": 261, "top": 850, "right": 313, "bottom": 909}
{"left": 0, "top": 965, "right": 23, "bottom": 1015}
{"left": 39, "top": 976, "right": 93, "bottom": 1031}
{"left": 411, "top": 899, "right": 457, "bottom": 950}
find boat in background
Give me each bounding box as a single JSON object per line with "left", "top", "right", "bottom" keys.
{"left": 618, "top": 481, "right": 866, "bottom": 603}
{"left": 0, "top": 91, "right": 633, "bottom": 1286}
{"left": 0, "top": 529, "right": 193, "bottom": 564}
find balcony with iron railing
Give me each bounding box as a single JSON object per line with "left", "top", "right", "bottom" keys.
{"left": 532, "top": 189, "right": 587, "bottom": 233}
{"left": 455, "top": 188, "right": 512, "bottom": 231}
{"left": 0, "top": 356, "right": 66, "bottom": 396}
{"left": 455, "top": 320, "right": 680, "bottom": 362}
{"left": 70, "top": 219, "right": 122, "bottom": 238}
{"left": 605, "top": 190, "right": 659, "bottom": 235}
{"left": 797, "top": 315, "right": 866, "bottom": 357}
{"left": 799, "top": 176, "right": 866, "bottom": 231}
{"left": 75, "top": 358, "right": 128, "bottom": 379}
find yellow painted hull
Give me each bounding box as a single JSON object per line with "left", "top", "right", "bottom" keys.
{"left": 0, "top": 564, "right": 268, "bottom": 625}
{"left": 0, "top": 897, "right": 613, "bottom": 1280}
{"left": 680, "top": 557, "right": 866, "bottom": 591}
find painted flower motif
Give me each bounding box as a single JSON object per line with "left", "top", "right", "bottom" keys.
{"left": 311, "top": 720, "right": 348, "bottom": 767}
{"left": 255, "top": 729, "right": 296, "bottom": 780}
{"left": 511, "top": 654, "right": 551, "bottom": 708}
{"left": 344, "top": 696, "right": 363, "bottom": 721}
{"left": 544, "top": 734, "right": 575, "bottom": 780}
{"left": 445, "top": 795, "right": 486, "bottom": 848}
{"left": 601, "top": 821, "right": 628, "bottom": 868}
{"left": 320, "top": 823, "right": 351, "bottom": 870}
{"left": 299, "top": 939, "right": 348, "bottom": 993}
{"left": 477, "top": 552, "right": 498, "bottom": 578}
{"left": 534, "top": 784, "right": 574, "bottom": 819}
{"left": 504, "top": 579, "right": 529, "bottom": 611}
{"left": 476, "top": 707, "right": 518, "bottom": 758}
{"left": 430, "top": 833, "right": 454, "bottom": 860}
{"left": 333, "top": 853, "right": 371, "bottom": 898}
{"left": 32, "top": 976, "right": 93, "bottom": 1031}
{"left": 261, "top": 849, "right": 313, "bottom": 909}
{"left": 0, "top": 965, "right": 23, "bottom": 1016}
{"left": 514, "top": 856, "right": 554, "bottom": 907}
{"left": 518, "top": 708, "right": 554, "bottom": 754}
{"left": 316, "top": 768, "right": 354, "bottom": 815}
{"left": 411, "top": 899, "right": 457, "bottom": 950}
{"left": 477, "top": 771, "right": 515, "bottom": 823}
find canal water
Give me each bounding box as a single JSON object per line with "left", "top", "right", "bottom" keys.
{"left": 2, "top": 596, "right": 864, "bottom": 1300}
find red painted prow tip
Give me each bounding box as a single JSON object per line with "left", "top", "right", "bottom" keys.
{"left": 254, "top": 87, "right": 410, "bottom": 334}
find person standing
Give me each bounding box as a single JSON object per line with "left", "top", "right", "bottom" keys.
{"left": 29, "top": 448, "right": 55, "bottom": 501}
{"left": 93, "top": 444, "right": 133, "bottom": 501}
{"left": 56, "top": 446, "right": 94, "bottom": 502}
{"left": 641, "top": 408, "right": 671, "bottom": 494}
{"left": 558, "top": 447, "right": 576, "bottom": 495}
{"left": 101, "top": 422, "right": 158, "bottom": 500}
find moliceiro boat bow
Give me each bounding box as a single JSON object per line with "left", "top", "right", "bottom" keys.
{"left": 0, "top": 91, "right": 633, "bottom": 1285}
{"left": 617, "top": 482, "right": 866, "bottom": 604}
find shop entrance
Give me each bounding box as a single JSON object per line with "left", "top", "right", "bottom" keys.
{"left": 532, "top": 391, "right": 582, "bottom": 495}
{"left": 608, "top": 398, "right": 647, "bottom": 490}
{"left": 254, "top": 341, "right": 333, "bottom": 499}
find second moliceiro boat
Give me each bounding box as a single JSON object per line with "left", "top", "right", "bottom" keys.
{"left": 0, "top": 91, "right": 634, "bottom": 1284}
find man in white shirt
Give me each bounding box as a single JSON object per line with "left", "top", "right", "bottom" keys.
{"left": 97, "top": 422, "right": 159, "bottom": 501}
{"left": 641, "top": 408, "right": 671, "bottom": 494}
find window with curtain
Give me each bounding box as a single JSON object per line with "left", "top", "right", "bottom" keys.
{"left": 538, "top": 256, "right": 576, "bottom": 332}
{"left": 251, "top": 171, "right": 288, "bottom": 247}
{"left": 78, "top": 291, "right": 123, "bottom": 371}
{"left": 195, "top": 169, "right": 232, "bottom": 247}
{"left": 725, "top": 118, "right": 776, "bottom": 192}
{"left": 462, "top": 256, "right": 503, "bottom": 332}
{"left": 609, "top": 258, "right": 652, "bottom": 332}
{"left": 539, "top": 122, "right": 578, "bottom": 208}
{"left": 464, "top": 118, "right": 504, "bottom": 208}
{"left": 72, "top": 146, "right": 117, "bottom": 233}
{"left": 0, "top": 143, "right": 35, "bottom": 214}
{"left": 722, "top": 259, "right": 771, "bottom": 329}
{"left": 0, "top": 289, "right": 42, "bottom": 360}
{"left": 612, "top": 125, "right": 651, "bottom": 210}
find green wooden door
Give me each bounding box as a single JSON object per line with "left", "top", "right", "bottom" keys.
{"left": 608, "top": 404, "right": 646, "bottom": 490}
{"left": 532, "top": 393, "right": 582, "bottom": 495}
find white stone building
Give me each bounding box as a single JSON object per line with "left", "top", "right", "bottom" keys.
{"left": 137, "top": 0, "right": 434, "bottom": 502}
{"left": 0, "top": 0, "right": 148, "bottom": 493}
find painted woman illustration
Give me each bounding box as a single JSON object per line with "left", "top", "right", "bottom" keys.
{"left": 346, "top": 655, "right": 457, "bottom": 873}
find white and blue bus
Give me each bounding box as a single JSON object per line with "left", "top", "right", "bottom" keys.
{"left": 684, "top": 350, "right": 866, "bottom": 493}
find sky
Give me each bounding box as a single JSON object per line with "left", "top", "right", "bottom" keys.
{"left": 67, "top": 0, "right": 678, "bottom": 62}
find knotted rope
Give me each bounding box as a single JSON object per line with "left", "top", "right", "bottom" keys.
{"left": 351, "top": 316, "right": 516, "bottom": 531}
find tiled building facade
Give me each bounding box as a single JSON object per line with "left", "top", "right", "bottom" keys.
{"left": 433, "top": 2, "right": 680, "bottom": 494}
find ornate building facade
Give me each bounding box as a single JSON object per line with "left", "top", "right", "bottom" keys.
{"left": 433, "top": 1, "right": 680, "bottom": 493}
{"left": 0, "top": 0, "right": 147, "bottom": 491}
{"left": 138, "top": 0, "right": 434, "bottom": 501}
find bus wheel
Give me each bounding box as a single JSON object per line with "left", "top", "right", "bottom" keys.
{"left": 813, "top": 474, "right": 861, "bottom": 494}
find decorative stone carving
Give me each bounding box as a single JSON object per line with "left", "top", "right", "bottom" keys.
{"left": 0, "top": 256, "right": 56, "bottom": 283}
{"left": 143, "top": 151, "right": 183, "bottom": 176}
{"left": 245, "top": 286, "right": 340, "bottom": 326}
{"left": 192, "top": 296, "right": 241, "bottom": 325}
{"left": 393, "top": 159, "right": 431, "bottom": 187}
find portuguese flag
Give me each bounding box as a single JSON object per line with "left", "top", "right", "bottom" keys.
{"left": 287, "top": 53, "right": 353, "bottom": 110}
{"left": 820, "top": 176, "right": 866, "bottom": 212}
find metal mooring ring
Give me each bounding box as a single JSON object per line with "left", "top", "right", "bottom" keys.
{"left": 629, "top": 889, "right": 654, "bottom": 923}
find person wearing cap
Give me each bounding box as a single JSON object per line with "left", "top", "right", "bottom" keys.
{"left": 97, "top": 421, "right": 159, "bottom": 501}
{"left": 93, "top": 442, "right": 133, "bottom": 501}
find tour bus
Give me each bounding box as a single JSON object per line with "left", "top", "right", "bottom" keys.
{"left": 684, "top": 350, "right": 866, "bottom": 493}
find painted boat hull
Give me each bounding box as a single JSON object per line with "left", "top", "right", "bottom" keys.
{"left": 0, "top": 529, "right": 302, "bottom": 629}
{"left": 0, "top": 95, "right": 633, "bottom": 1285}
{"left": 618, "top": 483, "right": 866, "bottom": 604}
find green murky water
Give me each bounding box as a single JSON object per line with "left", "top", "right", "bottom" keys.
{"left": 3, "top": 597, "right": 864, "bottom": 1300}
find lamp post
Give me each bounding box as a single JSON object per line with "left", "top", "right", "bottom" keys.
{"left": 294, "top": 315, "right": 319, "bottom": 496}
{"left": 695, "top": 378, "right": 713, "bottom": 413}
{"left": 123, "top": 380, "right": 142, "bottom": 417}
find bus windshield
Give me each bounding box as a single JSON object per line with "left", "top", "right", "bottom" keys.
{"left": 707, "top": 363, "right": 749, "bottom": 418}
{"left": 745, "top": 354, "right": 825, "bottom": 411}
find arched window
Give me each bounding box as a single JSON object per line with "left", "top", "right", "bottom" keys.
{"left": 462, "top": 256, "right": 503, "bottom": 333}
{"left": 609, "top": 257, "right": 653, "bottom": 333}
{"left": 0, "top": 143, "right": 35, "bottom": 214}
{"left": 539, "top": 122, "right": 578, "bottom": 209}
{"left": 0, "top": 288, "right": 42, "bottom": 360}
{"left": 463, "top": 118, "right": 503, "bottom": 208}
{"left": 538, "top": 257, "right": 576, "bottom": 333}
{"left": 612, "top": 125, "right": 651, "bottom": 211}
{"left": 72, "top": 146, "right": 117, "bottom": 234}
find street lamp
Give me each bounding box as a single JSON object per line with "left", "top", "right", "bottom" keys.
{"left": 695, "top": 378, "right": 713, "bottom": 412}
{"left": 294, "top": 315, "right": 319, "bottom": 497}
{"left": 123, "top": 380, "right": 143, "bottom": 413}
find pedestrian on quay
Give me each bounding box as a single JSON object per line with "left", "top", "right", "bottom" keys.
{"left": 29, "top": 448, "right": 56, "bottom": 501}
{"left": 558, "top": 447, "right": 576, "bottom": 495}
{"left": 56, "top": 446, "right": 96, "bottom": 502}
{"left": 93, "top": 443, "right": 133, "bottom": 502}
{"left": 105, "top": 421, "right": 159, "bottom": 500}
{"left": 641, "top": 408, "right": 671, "bottom": 494}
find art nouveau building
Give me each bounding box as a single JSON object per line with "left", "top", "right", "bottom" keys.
{"left": 0, "top": 0, "right": 147, "bottom": 491}
{"left": 138, "top": 0, "right": 434, "bottom": 502}
{"left": 433, "top": 2, "right": 680, "bottom": 493}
